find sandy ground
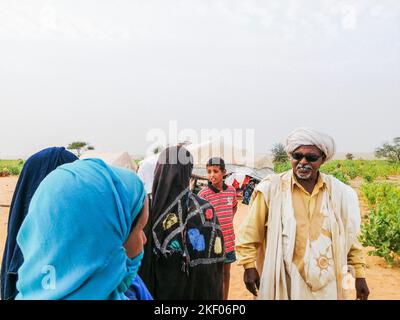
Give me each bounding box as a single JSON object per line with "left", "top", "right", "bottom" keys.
{"left": 1, "top": 176, "right": 399, "bottom": 300}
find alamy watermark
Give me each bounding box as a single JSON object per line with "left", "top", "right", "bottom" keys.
{"left": 41, "top": 265, "right": 56, "bottom": 290}
{"left": 144, "top": 121, "right": 256, "bottom": 166}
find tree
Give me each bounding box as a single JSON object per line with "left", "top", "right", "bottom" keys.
{"left": 271, "top": 143, "right": 289, "bottom": 164}
{"left": 345, "top": 153, "right": 354, "bottom": 160}
{"left": 375, "top": 137, "right": 400, "bottom": 163}
{"left": 67, "top": 141, "right": 95, "bottom": 157}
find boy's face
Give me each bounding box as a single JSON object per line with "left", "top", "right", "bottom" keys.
{"left": 206, "top": 165, "right": 225, "bottom": 185}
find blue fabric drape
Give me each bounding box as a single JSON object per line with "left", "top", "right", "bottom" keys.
{"left": 15, "top": 159, "right": 146, "bottom": 300}
{"left": 125, "top": 275, "right": 153, "bottom": 300}
{"left": 1, "top": 147, "right": 78, "bottom": 300}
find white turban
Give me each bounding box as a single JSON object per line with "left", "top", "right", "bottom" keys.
{"left": 285, "top": 127, "right": 336, "bottom": 161}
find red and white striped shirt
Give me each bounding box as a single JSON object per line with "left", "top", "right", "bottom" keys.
{"left": 198, "top": 184, "right": 237, "bottom": 253}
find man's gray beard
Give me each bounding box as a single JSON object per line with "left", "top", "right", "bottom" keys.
{"left": 296, "top": 164, "right": 313, "bottom": 180}
{"left": 296, "top": 171, "right": 312, "bottom": 180}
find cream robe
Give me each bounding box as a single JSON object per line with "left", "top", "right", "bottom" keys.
{"left": 255, "top": 170, "right": 361, "bottom": 300}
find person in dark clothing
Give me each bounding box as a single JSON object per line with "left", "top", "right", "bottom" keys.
{"left": 139, "top": 146, "right": 225, "bottom": 300}
{"left": 1, "top": 147, "right": 78, "bottom": 300}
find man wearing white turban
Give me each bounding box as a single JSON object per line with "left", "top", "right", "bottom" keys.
{"left": 236, "top": 128, "right": 369, "bottom": 300}
{"left": 285, "top": 127, "right": 336, "bottom": 161}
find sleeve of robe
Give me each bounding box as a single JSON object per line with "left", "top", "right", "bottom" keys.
{"left": 344, "top": 184, "right": 367, "bottom": 279}
{"left": 236, "top": 191, "right": 268, "bottom": 270}
{"left": 347, "top": 239, "right": 367, "bottom": 278}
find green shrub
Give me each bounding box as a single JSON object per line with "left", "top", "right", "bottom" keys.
{"left": 274, "top": 161, "right": 291, "bottom": 173}
{"left": 347, "top": 168, "right": 359, "bottom": 180}
{"left": 0, "top": 167, "right": 10, "bottom": 177}
{"left": 360, "top": 183, "right": 400, "bottom": 265}
{"left": 272, "top": 160, "right": 400, "bottom": 184}
{"left": 331, "top": 170, "right": 350, "bottom": 185}
{"left": 363, "top": 174, "right": 375, "bottom": 183}
{"left": 0, "top": 160, "right": 24, "bottom": 176}
{"left": 321, "top": 160, "right": 400, "bottom": 180}
{"left": 8, "top": 166, "right": 22, "bottom": 176}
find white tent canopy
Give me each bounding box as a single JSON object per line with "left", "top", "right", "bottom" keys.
{"left": 253, "top": 154, "right": 274, "bottom": 170}
{"left": 186, "top": 139, "right": 273, "bottom": 170}
{"left": 140, "top": 139, "right": 273, "bottom": 170}
{"left": 80, "top": 151, "right": 137, "bottom": 171}
{"left": 186, "top": 139, "right": 247, "bottom": 167}
{"left": 186, "top": 139, "right": 274, "bottom": 184}
{"left": 138, "top": 140, "right": 275, "bottom": 192}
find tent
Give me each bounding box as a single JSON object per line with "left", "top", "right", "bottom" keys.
{"left": 185, "top": 139, "right": 259, "bottom": 168}
{"left": 137, "top": 139, "right": 275, "bottom": 196}
{"left": 188, "top": 139, "right": 273, "bottom": 179}
{"left": 187, "top": 139, "right": 274, "bottom": 194}
{"left": 80, "top": 151, "right": 138, "bottom": 171}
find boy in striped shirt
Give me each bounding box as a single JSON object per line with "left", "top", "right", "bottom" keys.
{"left": 198, "top": 157, "right": 237, "bottom": 300}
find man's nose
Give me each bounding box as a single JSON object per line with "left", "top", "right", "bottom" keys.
{"left": 299, "top": 157, "right": 309, "bottom": 165}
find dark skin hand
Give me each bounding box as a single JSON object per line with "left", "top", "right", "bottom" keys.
{"left": 244, "top": 268, "right": 260, "bottom": 296}
{"left": 355, "top": 278, "right": 370, "bottom": 300}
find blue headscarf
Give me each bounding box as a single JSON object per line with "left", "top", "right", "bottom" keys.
{"left": 15, "top": 158, "right": 146, "bottom": 300}
{"left": 1, "top": 147, "right": 78, "bottom": 300}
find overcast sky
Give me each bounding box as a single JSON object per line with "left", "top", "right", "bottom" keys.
{"left": 0, "top": 0, "right": 399, "bottom": 159}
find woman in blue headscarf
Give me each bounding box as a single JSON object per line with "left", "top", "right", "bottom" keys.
{"left": 15, "top": 158, "right": 149, "bottom": 300}
{"left": 1, "top": 147, "right": 78, "bottom": 300}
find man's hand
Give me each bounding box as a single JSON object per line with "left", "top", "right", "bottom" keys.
{"left": 244, "top": 268, "right": 260, "bottom": 296}
{"left": 355, "top": 278, "right": 370, "bottom": 300}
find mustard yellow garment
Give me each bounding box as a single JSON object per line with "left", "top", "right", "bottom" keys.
{"left": 236, "top": 174, "right": 366, "bottom": 278}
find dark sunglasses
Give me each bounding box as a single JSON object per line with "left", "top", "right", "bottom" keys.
{"left": 291, "top": 152, "right": 323, "bottom": 162}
